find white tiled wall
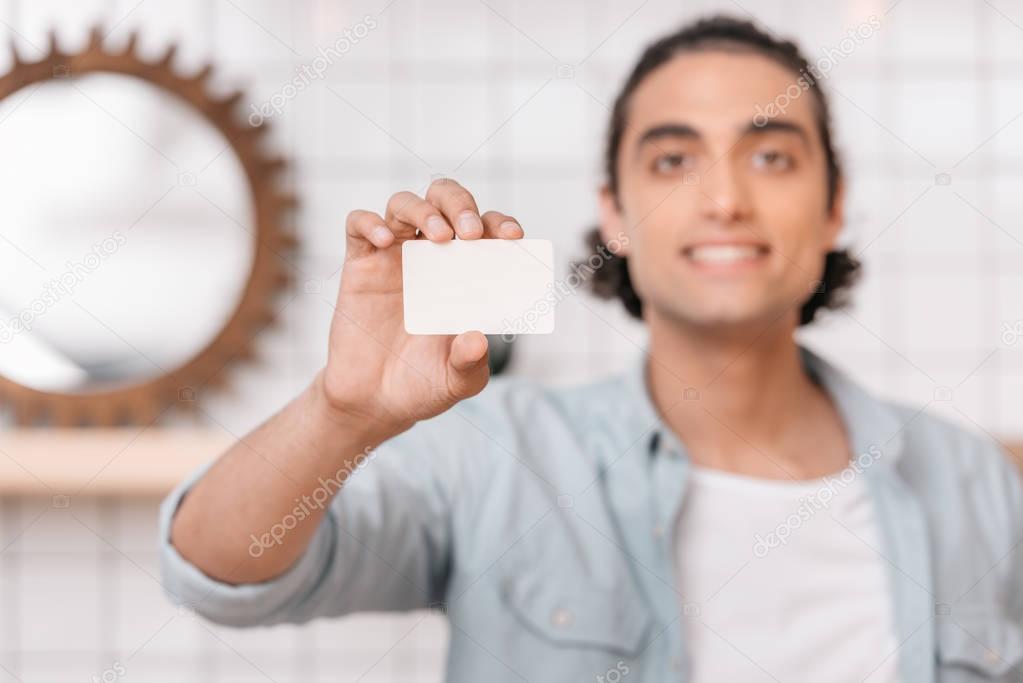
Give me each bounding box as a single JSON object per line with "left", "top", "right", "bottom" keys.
{"left": 1, "top": 0, "right": 1022, "bottom": 681}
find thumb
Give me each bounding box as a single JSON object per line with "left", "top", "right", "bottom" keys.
{"left": 446, "top": 331, "right": 490, "bottom": 398}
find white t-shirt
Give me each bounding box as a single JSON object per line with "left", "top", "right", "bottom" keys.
{"left": 675, "top": 464, "right": 901, "bottom": 682}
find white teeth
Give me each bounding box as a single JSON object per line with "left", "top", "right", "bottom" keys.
{"left": 687, "top": 244, "right": 764, "bottom": 263}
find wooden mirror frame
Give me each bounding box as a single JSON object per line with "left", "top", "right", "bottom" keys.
{"left": 0, "top": 28, "right": 297, "bottom": 426}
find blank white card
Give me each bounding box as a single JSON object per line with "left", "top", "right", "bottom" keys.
{"left": 402, "top": 239, "right": 556, "bottom": 335}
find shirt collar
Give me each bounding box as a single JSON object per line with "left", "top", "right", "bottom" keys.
{"left": 620, "top": 342, "right": 907, "bottom": 468}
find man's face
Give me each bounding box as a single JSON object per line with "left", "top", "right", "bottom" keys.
{"left": 600, "top": 49, "right": 844, "bottom": 332}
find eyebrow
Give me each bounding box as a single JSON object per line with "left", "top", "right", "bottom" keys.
{"left": 634, "top": 123, "right": 700, "bottom": 152}
{"left": 745, "top": 119, "right": 810, "bottom": 146}
{"left": 633, "top": 119, "right": 811, "bottom": 156}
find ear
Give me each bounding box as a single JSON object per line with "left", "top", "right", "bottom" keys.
{"left": 823, "top": 178, "right": 845, "bottom": 251}
{"left": 598, "top": 184, "right": 630, "bottom": 257}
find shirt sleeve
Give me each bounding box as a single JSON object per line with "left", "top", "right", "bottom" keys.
{"left": 996, "top": 441, "right": 1023, "bottom": 626}
{"left": 964, "top": 430, "right": 1023, "bottom": 626}
{"left": 158, "top": 405, "right": 483, "bottom": 627}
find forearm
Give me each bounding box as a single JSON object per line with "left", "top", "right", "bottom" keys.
{"left": 169, "top": 369, "right": 402, "bottom": 584}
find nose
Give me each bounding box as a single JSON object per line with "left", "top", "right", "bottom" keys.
{"left": 697, "top": 158, "right": 751, "bottom": 224}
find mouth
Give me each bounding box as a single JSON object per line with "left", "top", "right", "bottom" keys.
{"left": 681, "top": 242, "right": 770, "bottom": 272}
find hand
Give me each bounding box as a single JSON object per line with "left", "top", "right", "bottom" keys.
{"left": 318, "top": 178, "right": 524, "bottom": 436}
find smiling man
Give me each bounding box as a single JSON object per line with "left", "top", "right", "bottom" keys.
{"left": 160, "top": 15, "right": 1023, "bottom": 683}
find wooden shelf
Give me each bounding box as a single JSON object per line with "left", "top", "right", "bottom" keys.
{"left": 0, "top": 429, "right": 1019, "bottom": 498}
{"left": 0, "top": 429, "right": 232, "bottom": 497}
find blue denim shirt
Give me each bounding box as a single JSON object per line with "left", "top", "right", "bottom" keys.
{"left": 160, "top": 343, "right": 1023, "bottom": 682}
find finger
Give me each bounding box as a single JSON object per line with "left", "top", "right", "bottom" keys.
{"left": 449, "top": 331, "right": 488, "bottom": 370}
{"left": 447, "top": 331, "right": 490, "bottom": 398}
{"left": 385, "top": 191, "right": 454, "bottom": 242}
{"left": 425, "top": 178, "right": 484, "bottom": 240}
{"left": 480, "top": 211, "right": 524, "bottom": 239}
{"left": 345, "top": 209, "right": 393, "bottom": 258}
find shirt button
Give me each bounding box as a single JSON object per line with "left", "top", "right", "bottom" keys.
{"left": 984, "top": 649, "right": 1001, "bottom": 665}
{"left": 671, "top": 657, "right": 683, "bottom": 671}
{"left": 652, "top": 525, "right": 664, "bottom": 539}
{"left": 550, "top": 607, "right": 574, "bottom": 628}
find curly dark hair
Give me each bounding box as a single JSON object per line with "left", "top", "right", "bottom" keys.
{"left": 582, "top": 14, "right": 862, "bottom": 326}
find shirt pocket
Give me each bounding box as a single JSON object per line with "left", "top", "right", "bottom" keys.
{"left": 498, "top": 569, "right": 655, "bottom": 679}
{"left": 936, "top": 612, "right": 1023, "bottom": 682}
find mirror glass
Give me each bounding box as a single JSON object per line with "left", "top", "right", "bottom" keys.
{"left": 0, "top": 73, "right": 254, "bottom": 393}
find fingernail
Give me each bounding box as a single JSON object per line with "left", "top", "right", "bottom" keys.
{"left": 371, "top": 225, "right": 392, "bottom": 244}
{"left": 500, "top": 221, "right": 523, "bottom": 236}
{"left": 459, "top": 211, "right": 483, "bottom": 237}
{"left": 426, "top": 215, "right": 449, "bottom": 238}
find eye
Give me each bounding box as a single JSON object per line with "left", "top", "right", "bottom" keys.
{"left": 752, "top": 149, "right": 793, "bottom": 170}
{"left": 652, "top": 152, "right": 692, "bottom": 174}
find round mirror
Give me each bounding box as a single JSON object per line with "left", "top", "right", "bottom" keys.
{"left": 0, "top": 31, "right": 296, "bottom": 425}
{"left": 0, "top": 74, "right": 253, "bottom": 393}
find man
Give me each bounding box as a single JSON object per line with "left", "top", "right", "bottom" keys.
{"left": 161, "top": 15, "right": 1023, "bottom": 682}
